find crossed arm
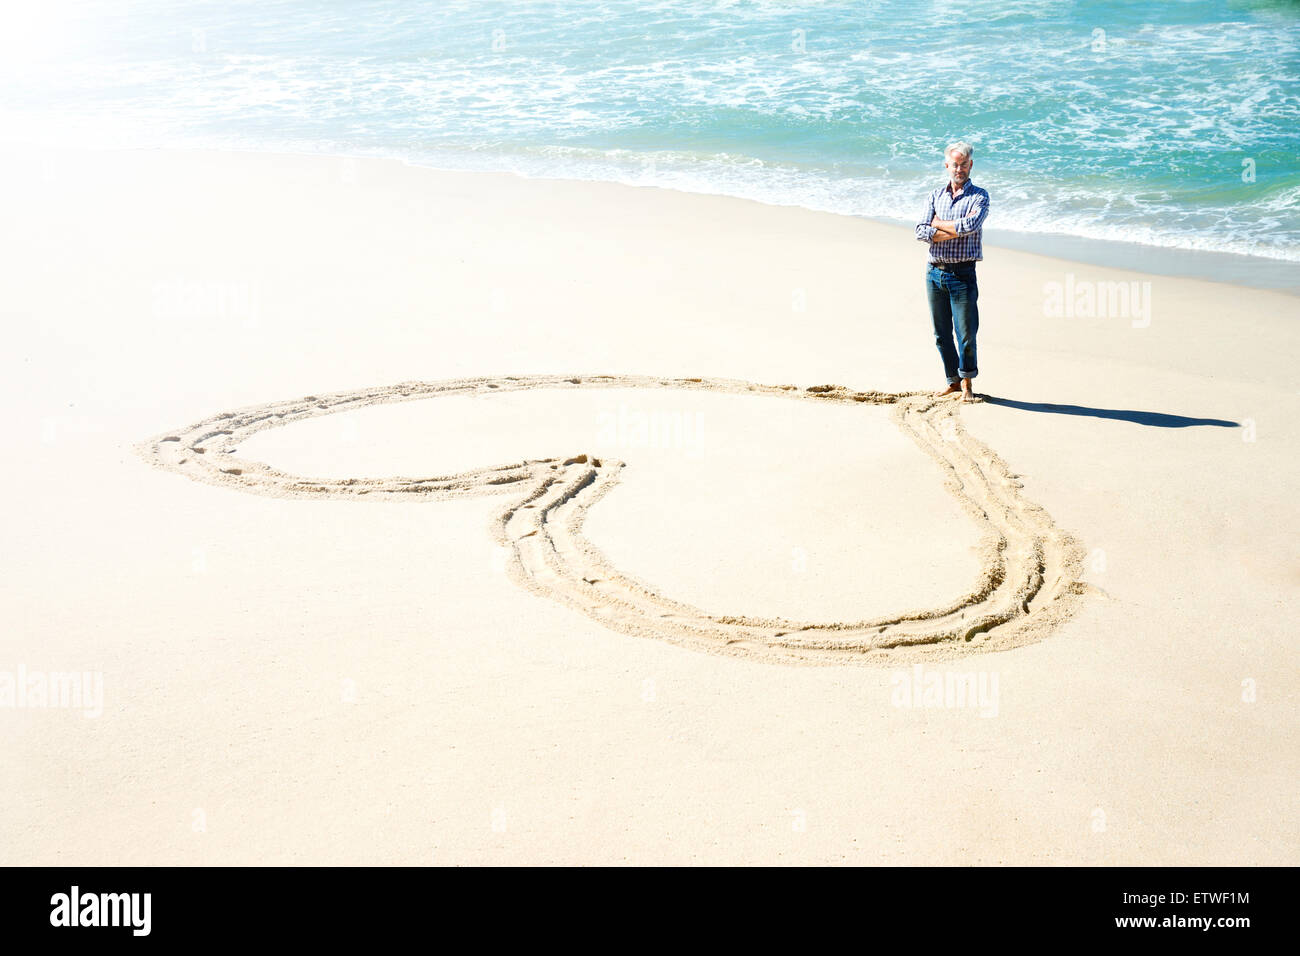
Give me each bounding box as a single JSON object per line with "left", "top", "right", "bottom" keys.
{"left": 915, "top": 192, "right": 988, "bottom": 244}
{"left": 929, "top": 219, "right": 960, "bottom": 243}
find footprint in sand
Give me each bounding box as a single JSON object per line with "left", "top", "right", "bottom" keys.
{"left": 136, "top": 374, "right": 1089, "bottom": 665}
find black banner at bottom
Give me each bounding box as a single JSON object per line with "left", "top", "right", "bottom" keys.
{"left": 0, "top": 866, "right": 1281, "bottom": 944}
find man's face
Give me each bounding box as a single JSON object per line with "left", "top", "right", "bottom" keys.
{"left": 945, "top": 151, "right": 972, "bottom": 186}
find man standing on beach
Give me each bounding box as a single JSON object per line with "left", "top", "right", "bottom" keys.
{"left": 915, "top": 141, "right": 989, "bottom": 403}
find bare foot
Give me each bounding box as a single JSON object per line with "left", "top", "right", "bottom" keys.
{"left": 961, "top": 377, "right": 978, "bottom": 403}
{"left": 935, "top": 382, "right": 961, "bottom": 397}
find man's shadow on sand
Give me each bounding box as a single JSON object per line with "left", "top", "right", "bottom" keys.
{"left": 979, "top": 395, "right": 1238, "bottom": 429}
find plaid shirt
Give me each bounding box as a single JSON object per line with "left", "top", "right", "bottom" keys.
{"left": 915, "top": 179, "right": 989, "bottom": 263}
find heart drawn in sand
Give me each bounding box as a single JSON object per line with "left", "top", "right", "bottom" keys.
{"left": 137, "top": 374, "right": 1088, "bottom": 665}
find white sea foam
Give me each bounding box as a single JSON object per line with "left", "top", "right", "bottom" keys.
{"left": 2, "top": 0, "right": 1295, "bottom": 266}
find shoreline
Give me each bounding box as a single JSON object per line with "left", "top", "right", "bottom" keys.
{"left": 253, "top": 142, "right": 1300, "bottom": 297}
{"left": 11, "top": 138, "right": 1294, "bottom": 296}
{"left": 262, "top": 144, "right": 1300, "bottom": 299}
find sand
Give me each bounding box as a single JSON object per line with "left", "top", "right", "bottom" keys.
{"left": 0, "top": 145, "right": 1296, "bottom": 864}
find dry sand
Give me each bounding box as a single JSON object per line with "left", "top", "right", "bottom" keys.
{"left": 0, "top": 145, "right": 1296, "bottom": 864}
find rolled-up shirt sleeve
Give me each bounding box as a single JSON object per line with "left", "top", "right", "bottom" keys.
{"left": 952, "top": 191, "right": 989, "bottom": 235}
{"left": 915, "top": 191, "right": 937, "bottom": 242}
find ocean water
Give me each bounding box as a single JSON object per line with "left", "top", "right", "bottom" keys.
{"left": 3, "top": 0, "right": 1299, "bottom": 270}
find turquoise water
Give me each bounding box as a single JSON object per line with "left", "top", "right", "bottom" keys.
{"left": 3, "top": 0, "right": 1299, "bottom": 263}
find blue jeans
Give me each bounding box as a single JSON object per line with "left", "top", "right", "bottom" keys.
{"left": 925, "top": 263, "right": 979, "bottom": 384}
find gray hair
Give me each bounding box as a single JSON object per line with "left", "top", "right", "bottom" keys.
{"left": 945, "top": 141, "right": 974, "bottom": 160}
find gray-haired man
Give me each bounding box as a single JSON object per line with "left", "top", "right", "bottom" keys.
{"left": 915, "top": 141, "right": 989, "bottom": 403}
